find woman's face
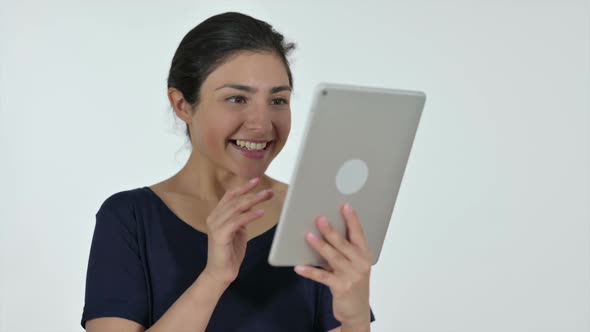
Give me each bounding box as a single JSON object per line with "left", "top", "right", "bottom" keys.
{"left": 190, "top": 51, "right": 292, "bottom": 179}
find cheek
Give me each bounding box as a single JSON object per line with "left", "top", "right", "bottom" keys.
{"left": 202, "top": 130, "right": 219, "bottom": 150}
{"left": 274, "top": 112, "right": 291, "bottom": 139}
{"left": 193, "top": 114, "right": 223, "bottom": 151}
{"left": 197, "top": 112, "right": 241, "bottom": 150}
{"left": 201, "top": 122, "right": 228, "bottom": 150}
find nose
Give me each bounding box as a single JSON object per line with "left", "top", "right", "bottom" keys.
{"left": 244, "top": 104, "right": 272, "bottom": 133}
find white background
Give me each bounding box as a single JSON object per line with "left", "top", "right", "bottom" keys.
{"left": 1, "top": 0, "right": 589, "bottom": 331}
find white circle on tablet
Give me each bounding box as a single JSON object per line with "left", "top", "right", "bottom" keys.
{"left": 335, "top": 159, "right": 369, "bottom": 195}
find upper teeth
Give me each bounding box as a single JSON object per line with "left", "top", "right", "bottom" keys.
{"left": 235, "top": 140, "right": 268, "bottom": 150}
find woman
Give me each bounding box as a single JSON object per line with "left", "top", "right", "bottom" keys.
{"left": 82, "top": 12, "right": 375, "bottom": 332}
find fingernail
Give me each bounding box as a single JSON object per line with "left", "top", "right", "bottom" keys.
{"left": 306, "top": 232, "right": 318, "bottom": 242}
{"left": 294, "top": 265, "right": 306, "bottom": 273}
{"left": 317, "top": 217, "right": 329, "bottom": 228}
{"left": 257, "top": 189, "right": 270, "bottom": 197}
{"left": 344, "top": 203, "right": 353, "bottom": 213}
{"left": 249, "top": 178, "right": 258, "bottom": 184}
{"left": 255, "top": 209, "right": 264, "bottom": 216}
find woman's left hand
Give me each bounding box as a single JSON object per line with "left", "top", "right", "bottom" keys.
{"left": 294, "top": 203, "right": 373, "bottom": 327}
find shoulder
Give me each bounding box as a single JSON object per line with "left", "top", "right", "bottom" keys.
{"left": 92, "top": 187, "right": 153, "bottom": 241}
{"left": 100, "top": 188, "right": 147, "bottom": 209}
{"left": 97, "top": 187, "right": 149, "bottom": 216}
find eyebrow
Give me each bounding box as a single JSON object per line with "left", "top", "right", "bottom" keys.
{"left": 215, "top": 84, "right": 292, "bottom": 94}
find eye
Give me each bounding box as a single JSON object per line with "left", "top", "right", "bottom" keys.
{"left": 270, "top": 97, "right": 289, "bottom": 105}
{"left": 226, "top": 95, "right": 247, "bottom": 104}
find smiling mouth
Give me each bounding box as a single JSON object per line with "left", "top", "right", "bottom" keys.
{"left": 229, "top": 139, "right": 272, "bottom": 151}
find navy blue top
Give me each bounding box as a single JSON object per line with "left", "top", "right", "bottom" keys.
{"left": 81, "top": 187, "right": 374, "bottom": 331}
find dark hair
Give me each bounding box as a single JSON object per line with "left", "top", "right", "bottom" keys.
{"left": 167, "top": 12, "right": 296, "bottom": 140}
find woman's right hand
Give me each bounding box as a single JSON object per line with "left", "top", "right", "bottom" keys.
{"left": 202, "top": 177, "right": 273, "bottom": 286}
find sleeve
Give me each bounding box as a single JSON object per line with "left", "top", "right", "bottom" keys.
{"left": 316, "top": 283, "right": 376, "bottom": 332}
{"left": 81, "top": 194, "right": 149, "bottom": 329}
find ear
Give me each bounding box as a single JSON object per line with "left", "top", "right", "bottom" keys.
{"left": 168, "top": 87, "right": 195, "bottom": 124}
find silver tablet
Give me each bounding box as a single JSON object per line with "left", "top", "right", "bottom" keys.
{"left": 268, "top": 83, "right": 426, "bottom": 267}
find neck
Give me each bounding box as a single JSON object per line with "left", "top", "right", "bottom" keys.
{"left": 172, "top": 147, "right": 271, "bottom": 202}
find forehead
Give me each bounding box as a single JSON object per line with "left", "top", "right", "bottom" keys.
{"left": 203, "top": 51, "right": 290, "bottom": 90}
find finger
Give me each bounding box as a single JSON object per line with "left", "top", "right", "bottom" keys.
{"left": 312, "top": 219, "right": 373, "bottom": 277}
{"left": 232, "top": 189, "right": 274, "bottom": 213}
{"left": 316, "top": 216, "right": 364, "bottom": 263}
{"left": 207, "top": 178, "right": 263, "bottom": 231}
{"left": 294, "top": 265, "right": 338, "bottom": 289}
{"left": 224, "top": 208, "right": 266, "bottom": 234}
{"left": 221, "top": 177, "right": 261, "bottom": 203}
{"left": 212, "top": 209, "right": 264, "bottom": 243}
{"left": 305, "top": 231, "right": 349, "bottom": 271}
{"left": 342, "top": 203, "right": 369, "bottom": 250}
{"left": 212, "top": 190, "right": 273, "bottom": 229}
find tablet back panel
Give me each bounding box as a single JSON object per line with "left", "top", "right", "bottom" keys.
{"left": 268, "top": 83, "right": 426, "bottom": 266}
